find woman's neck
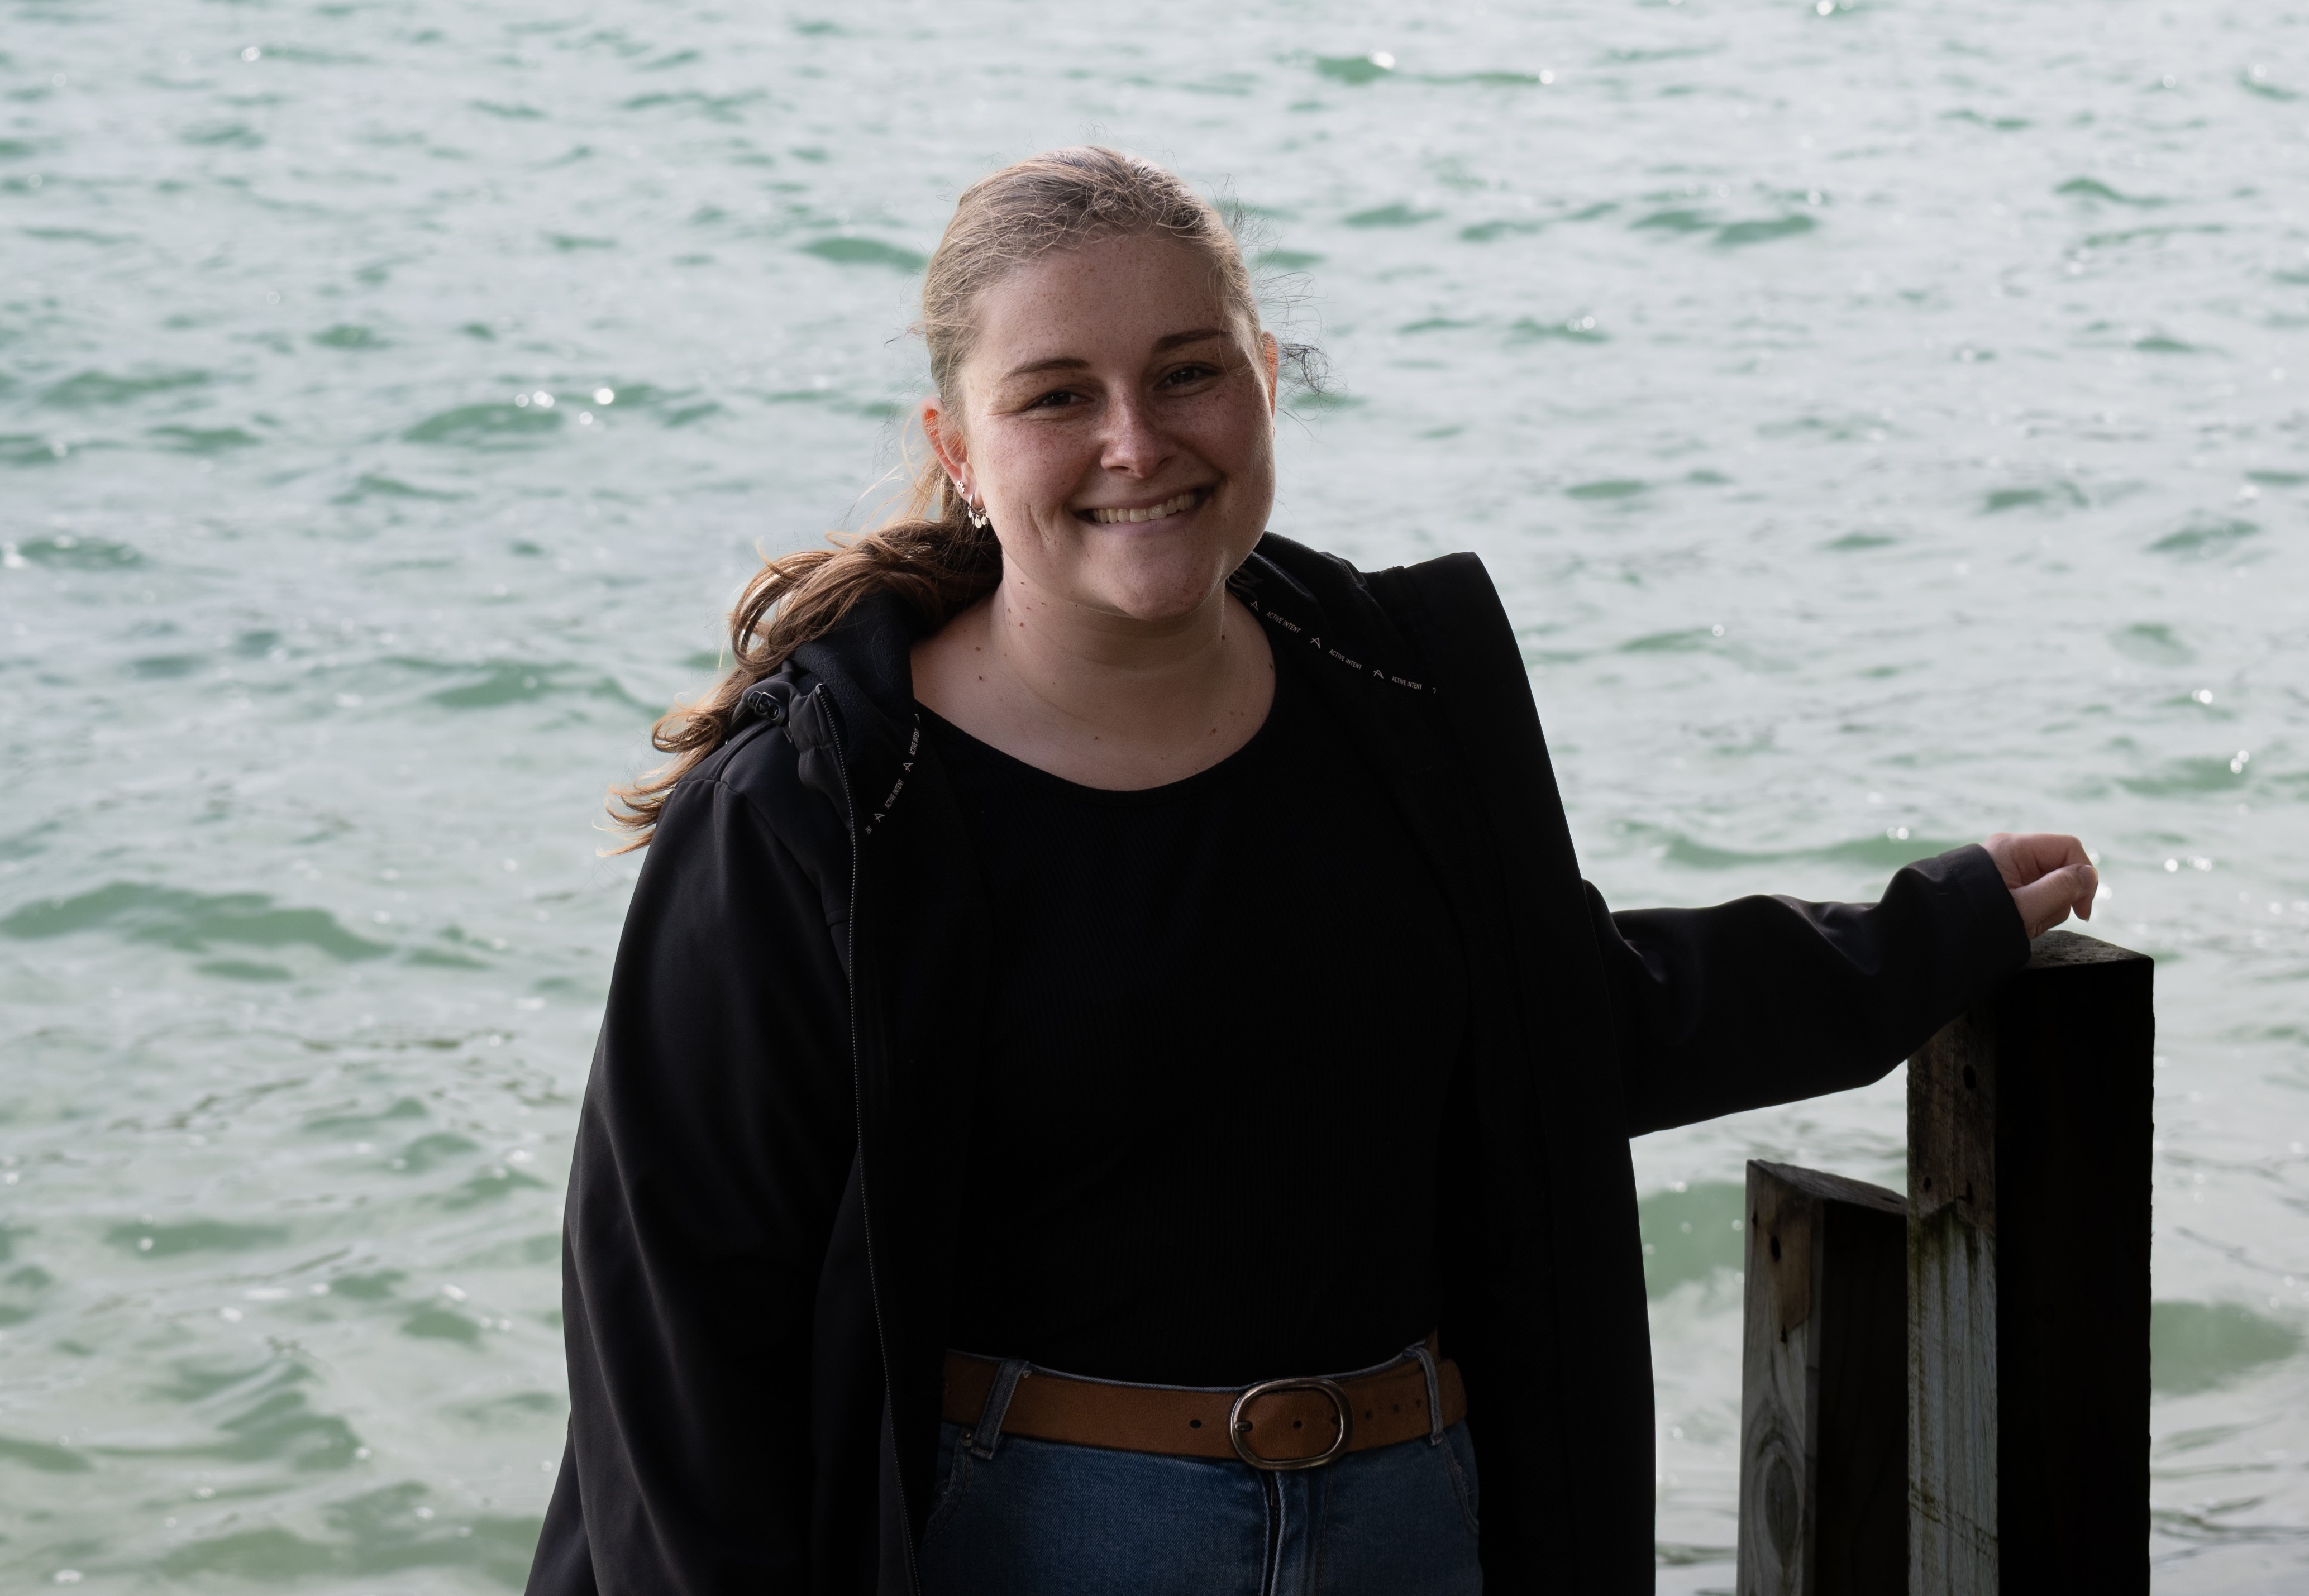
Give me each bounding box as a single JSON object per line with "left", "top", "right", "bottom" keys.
{"left": 911, "top": 574, "right": 1275, "bottom": 791}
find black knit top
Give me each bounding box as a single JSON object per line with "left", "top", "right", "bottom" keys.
{"left": 922, "top": 627, "right": 1470, "bottom": 1387}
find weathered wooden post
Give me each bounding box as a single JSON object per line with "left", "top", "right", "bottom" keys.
{"left": 1737, "top": 1162, "right": 1909, "bottom": 1596}
{"left": 1907, "top": 929, "right": 2153, "bottom": 1594}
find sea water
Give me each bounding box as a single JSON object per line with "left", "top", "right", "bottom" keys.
{"left": 2, "top": 1, "right": 2304, "bottom": 1589}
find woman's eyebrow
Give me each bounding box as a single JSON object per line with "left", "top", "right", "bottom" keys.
{"left": 999, "top": 355, "right": 1090, "bottom": 381}
{"left": 1151, "top": 326, "right": 1231, "bottom": 352}
{"left": 996, "top": 328, "right": 1233, "bottom": 383}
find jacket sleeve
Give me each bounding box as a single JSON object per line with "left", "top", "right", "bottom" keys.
{"left": 528, "top": 772, "right": 856, "bottom": 1594}
{"left": 1594, "top": 844, "right": 2030, "bottom": 1137}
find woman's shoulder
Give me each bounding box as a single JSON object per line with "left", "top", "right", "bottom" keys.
{"left": 658, "top": 668, "right": 850, "bottom": 871}
{"left": 1234, "top": 533, "right": 1513, "bottom": 697}
{"left": 652, "top": 589, "right": 923, "bottom": 868}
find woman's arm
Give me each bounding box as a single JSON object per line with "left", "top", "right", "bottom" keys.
{"left": 530, "top": 772, "right": 856, "bottom": 1594}
{"left": 1595, "top": 838, "right": 2094, "bottom": 1137}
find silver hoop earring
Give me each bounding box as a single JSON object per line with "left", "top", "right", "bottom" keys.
{"left": 953, "top": 479, "right": 989, "bottom": 531}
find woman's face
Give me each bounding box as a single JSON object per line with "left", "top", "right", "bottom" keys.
{"left": 927, "top": 233, "right": 1279, "bottom": 625}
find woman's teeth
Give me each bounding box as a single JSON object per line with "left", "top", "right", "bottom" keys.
{"left": 1084, "top": 489, "right": 1200, "bottom": 525}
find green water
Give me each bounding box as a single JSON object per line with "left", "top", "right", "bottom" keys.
{"left": 3, "top": 1, "right": 2305, "bottom": 1589}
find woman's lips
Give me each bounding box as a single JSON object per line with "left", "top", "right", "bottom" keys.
{"left": 1077, "top": 488, "right": 1205, "bottom": 525}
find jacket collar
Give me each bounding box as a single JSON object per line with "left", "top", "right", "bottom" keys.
{"left": 783, "top": 533, "right": 1437, "bottom": 837}
{"left": 790, "top": 590, "right": 928, "bottom": 838}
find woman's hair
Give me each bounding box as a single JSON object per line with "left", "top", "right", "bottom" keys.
{"left": 607, "top": 146, "right": 1296, "bottom": 847}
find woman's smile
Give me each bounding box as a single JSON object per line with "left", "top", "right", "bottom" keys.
{"left": 1076, "top": 486, "right": 1209, "bottom": 525}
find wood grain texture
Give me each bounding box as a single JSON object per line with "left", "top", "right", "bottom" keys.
{"left": 1908, "top": 1200, "right": 1997, "bottom": 1595}
{"left": 1740, "top": 1163, "right": 1815, "bottom": 1596}
{"left": 1906, "top": 928, "right": 2153, "bottom": 1596}
{"left": 1740, "top": 1162, "right": 1907, "bottom": 1596}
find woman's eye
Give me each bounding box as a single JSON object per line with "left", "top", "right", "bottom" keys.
{"left": 1027, "top": 389, "right": 1080, "bottom": 409}
{"left": 1163, "top": 364, "right": 1218, "bottom": 386}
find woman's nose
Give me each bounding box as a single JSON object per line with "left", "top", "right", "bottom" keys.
{"left": 1098, "top": 394, "right": 1170, "bottom": 478}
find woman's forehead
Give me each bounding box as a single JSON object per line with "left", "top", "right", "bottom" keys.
{"left": 970, "top": 235, "right": 1240, "bottom": 365}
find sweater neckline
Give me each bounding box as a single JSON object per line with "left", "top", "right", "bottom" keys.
{"left": 913, "top": 625, "right": 1297, "bottom": 809}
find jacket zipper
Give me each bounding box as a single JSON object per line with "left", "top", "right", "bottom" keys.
{"left": 815, "top": 685, "right": 922, "bottom": 1594}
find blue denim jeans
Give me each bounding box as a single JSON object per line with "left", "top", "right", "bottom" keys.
{"left": 917, "top": 1353, "right": 1483, "bottom": 1595}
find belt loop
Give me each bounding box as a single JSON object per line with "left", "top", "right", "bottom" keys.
{"left": 966, "top": 1360, "right": 1028, "bottom": 1461}
{"left": 1410, "top": 1340, "right": 1445, "bottom": 1446}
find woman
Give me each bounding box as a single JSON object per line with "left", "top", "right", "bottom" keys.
{"left": 525, "top": 149, "right": 2096, "bottom": 1595}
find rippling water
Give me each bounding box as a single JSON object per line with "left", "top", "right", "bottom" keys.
{"left": 3, "top": 1, "right": 2305, "bottom": 1589}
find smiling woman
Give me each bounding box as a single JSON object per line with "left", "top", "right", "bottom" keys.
{"left": 605, "top": 149, "right": 1303, "bottom": 830}
{"left": 537, "top": 147, "right": 2098, "bottom": 1596}
{"left": 912, "top": 231, "right": 1282, "bottom": 789}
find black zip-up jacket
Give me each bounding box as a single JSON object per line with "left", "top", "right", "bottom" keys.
{"left": 526, "top": 535, "right": 2028, "bottom": 1594}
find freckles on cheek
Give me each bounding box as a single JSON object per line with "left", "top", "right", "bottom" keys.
{"left": 994, "top": 434, "right": 1092, "bottom": 524}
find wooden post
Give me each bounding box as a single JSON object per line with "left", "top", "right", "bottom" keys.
{"left": 1907, "top": 929, "right": 2154, "bottom": 1595}
{"left": 1737, "top": 1161, "right": 1909, "bottom": 1596}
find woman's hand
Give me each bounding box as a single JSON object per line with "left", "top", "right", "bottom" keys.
{"left": 1983, "top": 832, "right": 2100, "bottom": 940}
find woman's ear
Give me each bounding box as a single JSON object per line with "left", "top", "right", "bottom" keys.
{"left": 1259, "top": 331, "right": 1281, "bottom": 414}
{"left": 922, "top": 395, "right": 969, "bottom": 485}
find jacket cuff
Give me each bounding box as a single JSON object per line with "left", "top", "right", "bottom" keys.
{"left": 1938, "top": 842, "right": 2031, "bottom": 974}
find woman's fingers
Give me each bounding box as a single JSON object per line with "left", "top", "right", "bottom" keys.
{"left": 1983, "top": 833, "right": 2098, "bottom": 938}
{"left": 2023, "top": 832, "right": 2089, "bottom": 883}
{"left": 1984, "top": 831, "right": 2087, "bottom": 887}
{"left": 2011, "top": 860, "right": 2099, "bottom": 939}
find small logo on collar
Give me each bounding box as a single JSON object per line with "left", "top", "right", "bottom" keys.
{"left": 862, "top": 716, "right": 923, "bottom": 838}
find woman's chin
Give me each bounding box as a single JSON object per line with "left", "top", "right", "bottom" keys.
{"left": 1071, "top": 552, "right": 1245, "bottom": 625}
{"left": 1056, "top": 515, "right": 1263, "bottom": 624}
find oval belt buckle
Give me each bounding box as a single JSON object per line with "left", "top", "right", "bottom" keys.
{"left": 1228, "top": 1376, "right": 1353, "bottom": 1471}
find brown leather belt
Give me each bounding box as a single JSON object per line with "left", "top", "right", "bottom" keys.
{"left": 941, "top": 1341, "right": 1467, "bottom": 1471}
